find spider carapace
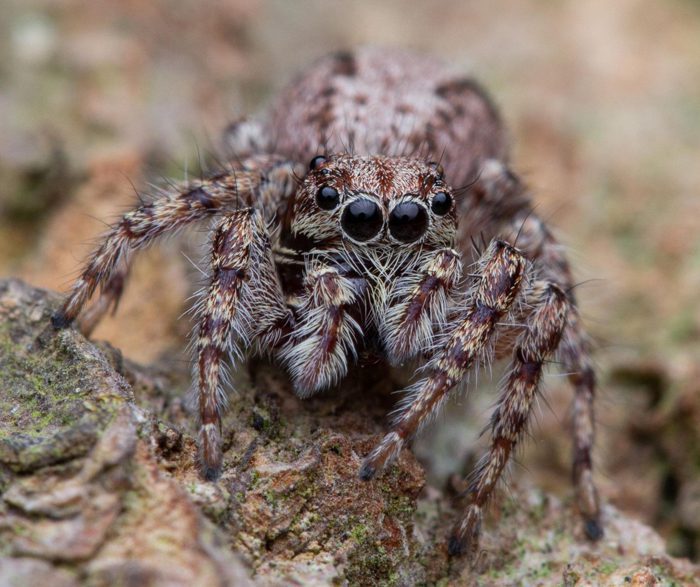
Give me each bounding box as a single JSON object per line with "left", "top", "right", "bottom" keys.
{"left": 52, "top": 47, "right": 602, "bottom": 556}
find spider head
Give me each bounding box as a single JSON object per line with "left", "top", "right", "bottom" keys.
{"left": 292, "top": 154, "right": 457, "bottom": 248}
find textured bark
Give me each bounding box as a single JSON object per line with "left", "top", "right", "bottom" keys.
{"left": 0, "top": 278, "right": 698, "bottom": 586}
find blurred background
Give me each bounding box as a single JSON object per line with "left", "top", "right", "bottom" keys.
{"left": 1, "top": 0, "right": 699, "bottom": 561}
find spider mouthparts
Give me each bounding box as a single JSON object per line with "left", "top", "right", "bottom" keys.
{"left": 584, "top": 518, "right": 604, "bottom": 541}
{"left": 51, "top": 311, "right": 73, "bottom": 330}
{"left": 358, "top": 462, "right": 376, "bottom": 481}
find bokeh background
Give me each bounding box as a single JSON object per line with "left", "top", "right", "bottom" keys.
{"left": 1, "top": 0, "right": 699, "bottom": 561}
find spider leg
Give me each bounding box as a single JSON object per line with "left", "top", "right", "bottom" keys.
{"left": 360, "top": 240, "right": 526, "bottom": 479}
{"left": 448, "top": 279, "right": 569, "bottom": 556}
{"left": 561, "top": 310, "right": 601, "bottom": 539}
{"left": 458, "top": 158, "right": 531, "bottom": 241}
{"left": 196, "top": 209, "right": 290, "bottom": 480}
{"left": 75, "top": 258, "right": 130, "bottom": 336}
{"left": 52, "top": 156, "right": 298, "bottom": 333}
{"left": 503, "top": 210, "right": 603, "bottom": 540}
{"left": 280, "top": 263, "right": 364, "bottom": 397}
{"left": 380, "top": 248, "right": 461, "bottom": 365}
{"left": 467, "top": 158, "right": 603, "bottom": 540}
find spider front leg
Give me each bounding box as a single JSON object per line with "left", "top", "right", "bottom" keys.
{"left": 196, "top": 209, "right": 290, "bottom": 479}
{"left": 280, "top": 263, "right": 364, "bottom": 396}
{"left": 360, "top": 240, "right": 526, "bottom": 479}
{"left": 52, "top": 155, "right": 298, "bottom": 333}
{"left": 449, "top": 280, "right": 569, "bottom": 556}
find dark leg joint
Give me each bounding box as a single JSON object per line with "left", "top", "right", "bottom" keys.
{"left": 186, "top": 187, "right": 218, "bottom": 210}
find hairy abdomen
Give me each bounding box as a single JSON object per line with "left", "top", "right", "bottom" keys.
{"left": 267, "top": 47, "right": 508, "bottom": 188}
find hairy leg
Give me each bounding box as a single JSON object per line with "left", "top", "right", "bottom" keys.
{"left": 280, "top": 263, "right": 364, "bottom": 397}
{"left": 75, "top": 258, "right": 130, "bottom": 336}
{"left": 360, "top": 240, "right": 526, "bottom": 479}
{"left": 467, "top": 158, "right": 603, "bottom": 540}
{"left": 503, "top": 210, "right": 602, "bottom": 539}
{"left": 52, "top": 156, "right": 298, "bottom": 331}
{"left": 380, "top": 247, "right": 461, "bottom": 365}
{"left": 449, "top": 280, "right": 569, "bottom": 556}
{"left": 560, "top": 311, "right": 601, "bottom": 538}
{"left": 196, "top": 209, "right": 290, "bottom": 480}
{"left": 458, "top": 158, "right": 531, "bottom": 244}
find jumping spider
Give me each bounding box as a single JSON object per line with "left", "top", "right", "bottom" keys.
{"left": 52, "top": 47, "right": 602, "bottom": 555}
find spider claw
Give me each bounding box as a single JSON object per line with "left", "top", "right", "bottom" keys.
{"left": 447, "top": 535, "right": 467, "bottom": 557}
{"left": 199, "top": 423, "right": 223, "bottom": 482}
{"left": 51, "top": 311, "right": 72, "bottom": 330}
{"left": 201, "top": 465, "right": 222, "bottom": 482}
{"left": 201, "top": 466, "right": 221, "bottom": 482}
{"left": 449, "top": 504, "right": 482, "bottom": 557}
{"left": 358, "top": 461, "right": 376, "bottom": 481}
{"left": 584, "top": 517, "right": 604, "bottom": 541}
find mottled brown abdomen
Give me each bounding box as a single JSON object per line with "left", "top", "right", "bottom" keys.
{"left": 267, "top": 47, "right": 508, "bottom": 188}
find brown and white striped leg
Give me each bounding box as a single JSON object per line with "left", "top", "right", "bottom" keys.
{"left": 360, "top": 240, "right": 526, "bottom": 480}
{"left": 559, "top": 308, "right": 601, "bottom": 539}
{"left": 448, "top": 280, "right": 569, "bottom": 556}
{"left": 503, "top": 211, "right": 602, "bottom": 539}
{"left": 380, "top": 248, "right": 461, "bottom": 365}
{"left": 196, "top": 209, "right": 289, "bottom": 480}
{"left": 51, "top": 174, "right": 257, "bottom": 329}
{"left": 280, "top": 264, "right": 364, "bottom": 397}
{"left": 52, "top": 157, "right": 298, "bottom": 331}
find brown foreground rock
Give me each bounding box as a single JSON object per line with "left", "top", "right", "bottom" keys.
{"left": 0, "top": 278, "right": 698, "bottom": 586}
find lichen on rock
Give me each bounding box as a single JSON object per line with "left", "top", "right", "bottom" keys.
{"left": 0, "top": 279, "right": 252, "bottom": 586}
{"left": 0, "top": 278, "right": 698, "bottom": 586}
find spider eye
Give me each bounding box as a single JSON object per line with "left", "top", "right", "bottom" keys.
{"left": 316, "top": 185, "right": 340, "bottom": 210}
{"left": 427, "top": 161, "right": 445, "bottom": 179}
{"left": 309, "top": 155, "right": 328, "bottom": 170}
{"left": 431, "top": 191, "right": 452, "bottom": 215}
{"left": 389, "top": 200, "right": 428, "bottom": 243}
{"left": 341, "top": 198, "right": 383, "bottom": 241}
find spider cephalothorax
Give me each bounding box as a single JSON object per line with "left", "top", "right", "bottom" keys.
{"left": 290, "top": 154, "right": 456, "bottom": 248}
{"left": 52, "top": 47, "right": 602, "bottom": 556}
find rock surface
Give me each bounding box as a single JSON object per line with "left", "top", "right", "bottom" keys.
{"left": 0, "top": 278, "right": 698, "bottom": 586}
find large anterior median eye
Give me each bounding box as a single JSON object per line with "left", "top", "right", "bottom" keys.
{"left": 341, "top": 198, "right": 383, "bottom": 241}
{"left": 389, "top": 200, "right": 428, "bottom": 243}
{"left": 316, "top": 185, "right": 340, "bottom": 210}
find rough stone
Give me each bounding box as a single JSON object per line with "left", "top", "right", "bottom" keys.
{"left": 0, "top": 278, "right": 698, "bottom": 586}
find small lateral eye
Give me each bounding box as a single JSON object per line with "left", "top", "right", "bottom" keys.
{"left": 428, "top": 161, "right": 445, "bottom": 179}
{"left": 431, "top": 191, "right": 452, "bottom": 215}
{"left": 316, "top": 185, "right": 340, "bottom": 210}
{"left": 309, "top": 155, "right": 328, "bottom": 170}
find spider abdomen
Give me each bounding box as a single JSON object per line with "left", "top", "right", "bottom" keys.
{"left": 267, "top": 47, "right": 507, "bottom": 188}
